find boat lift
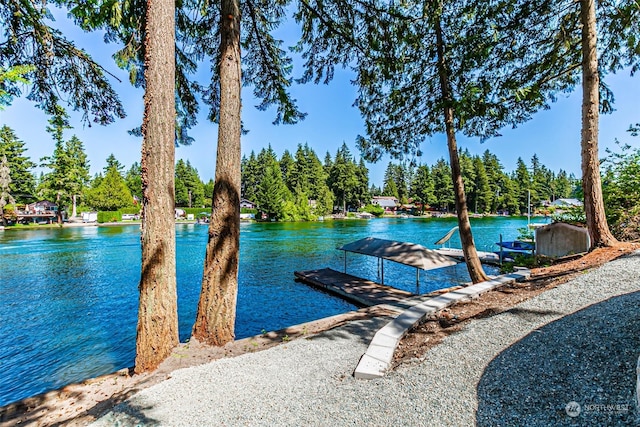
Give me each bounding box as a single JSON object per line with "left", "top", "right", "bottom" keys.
{"left": 337, "top": 237, "right": 458, "bottom": 286}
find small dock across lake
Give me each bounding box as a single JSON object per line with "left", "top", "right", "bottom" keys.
{"left": 294, "top": 268, "right": 415, "bottom": 307}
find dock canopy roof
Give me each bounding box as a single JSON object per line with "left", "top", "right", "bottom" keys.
{"left": 338, "top": 237, "right": 458, "bottom": 271}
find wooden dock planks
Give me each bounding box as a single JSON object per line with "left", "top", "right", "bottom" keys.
{"left": 294, "top": 268, "right": 415, "bottom": 307}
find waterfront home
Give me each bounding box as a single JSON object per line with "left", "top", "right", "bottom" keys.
{"left": 551, "top": 198, "right": 583, "bottom": 208}
{"left": 25, "top": 200, "right": 58, "bottom": 215}
{"left": 372, "top": 196, "right": 398, "bottom": 214}
{"left": 14, "top": 200, "right": 59, "bottom": 224}
{"left": 240, "top": 199, "right": 257, "bottom": 209}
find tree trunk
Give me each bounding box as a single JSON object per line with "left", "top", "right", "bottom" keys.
{"left": 135, "top": 0, "right": 179, "bottom": 373}
{"left": 435, "top": 15, "right": 488, "bottom": 284}
{"left": 192, "top": 0, "right": 242, "bottom": 346}
{"left": 56, "top": 192, "right": 62, "bottom": 224}
{"left": 580, "top": 0, "right": 617, "bottom": 248}
{"left": 72, "top": 194, "right": 77, "bottom": 218}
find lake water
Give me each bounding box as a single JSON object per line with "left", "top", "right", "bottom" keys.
{"left": 0, "top": 216, "right": 538, "bottom": 406}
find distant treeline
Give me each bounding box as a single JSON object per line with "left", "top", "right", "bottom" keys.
{"left": 241, "top": 142, "right": 581, "bottom": 217}
{"left": 6, "top": 120, "right": 637, "bottom": 231}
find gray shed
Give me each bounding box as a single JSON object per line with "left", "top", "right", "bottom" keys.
{"left": 535, "top": 222, "right": 590, "bottom": 258}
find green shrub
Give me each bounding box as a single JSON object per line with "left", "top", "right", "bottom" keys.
{"left": 97, "top": 211, "right": 120, "bottom": 223}
{"left": 361, "top": 204, "right": 385, "bottom": 217}
{"left": 551, "top": 206, "right": 586, "bottom": 226}
{"left": 119, "top": 207, "right": 141, "bottom": 215}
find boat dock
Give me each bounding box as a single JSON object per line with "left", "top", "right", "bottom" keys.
{"left": 294, "top": 268, "right": 415, "bottom": 307}
{"left": 434, "top": 247, "right": 512, "bottom": 265}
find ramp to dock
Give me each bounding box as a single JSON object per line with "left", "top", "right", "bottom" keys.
{"left": 294, "top": 268, "right": 414, "bottom": 307}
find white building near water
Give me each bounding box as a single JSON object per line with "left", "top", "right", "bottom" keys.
{"left": 372, "top": 196, "right": 398, "bottom": 212}
{"left": 551, "top": 198, "right": 583, "bottom": 208}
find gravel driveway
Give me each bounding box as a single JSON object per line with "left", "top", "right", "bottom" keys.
{"left": 93, "top": 251, "right": 640, "bottom": 426}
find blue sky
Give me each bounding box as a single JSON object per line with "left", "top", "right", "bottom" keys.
{"left": 2, "top": 9, "right": 639, "bottom": 187}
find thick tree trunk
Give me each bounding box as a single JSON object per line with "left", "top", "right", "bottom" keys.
{"left": 580, "top": 0, "right": 617, "bottom": 248}
{"left": 435, "top": 16, "right": 488, "bottom": 284}
{"left": 192, "top": 0, "right": 242, "bottom": 346}
{"left": 135, "top": 0, "right": 179, "bottom": 373}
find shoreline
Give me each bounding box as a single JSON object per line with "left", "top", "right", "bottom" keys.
{"left": 0, "top": 213, "right": 550, "bottom": 232}
{"left": 1, "top": 245, "right": 637, "bottom": 425}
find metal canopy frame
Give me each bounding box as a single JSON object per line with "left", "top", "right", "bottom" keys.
{"left": 338, "top": 237, "right": 458, "bottom": 285}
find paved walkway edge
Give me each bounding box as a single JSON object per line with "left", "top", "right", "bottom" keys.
{"left": 353, "top": 269, "right": 531, "bottom": 379}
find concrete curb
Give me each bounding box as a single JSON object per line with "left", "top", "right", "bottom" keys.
{"left": 353, "top": 269, "right": 531, "bottom": 379}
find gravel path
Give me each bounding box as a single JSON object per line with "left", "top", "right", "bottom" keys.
{"left": 93, "top": 251, "right": 640, "bottom": 426}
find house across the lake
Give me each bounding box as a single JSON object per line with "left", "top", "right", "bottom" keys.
{"left": 16, "top": 200, "right": 59, "bottom": 224}
{"left": 240, "top": 198, "right": 257, "bottom": 209}
{"left": 551, "top": 198, "right": 583, "bottom": 208}
{"left": 372, "top": 196, "right": 398, "bottom": 213}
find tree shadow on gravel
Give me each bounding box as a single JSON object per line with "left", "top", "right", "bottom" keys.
{"left": 476, "top": 291, "right": 640, "bottom": 427}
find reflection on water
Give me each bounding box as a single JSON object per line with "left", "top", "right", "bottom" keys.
{"left": 0, "top": 217, "right": 538, "bottom": 406}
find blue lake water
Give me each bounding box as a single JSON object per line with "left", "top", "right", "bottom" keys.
{"left": 0, "top": 216, "right": 539, "bottom": 406}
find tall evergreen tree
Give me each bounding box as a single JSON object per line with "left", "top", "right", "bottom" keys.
{"left": 328, "top": 143, "right": 358, "bottom": 213}
{"left": 258, "top": 163, "right": 288, "bottom": 220}
{"left": 459, "top": 150, "right": 476, "bottom": 211}
{"left": 105, "top": 154, "right": 125, "bottom": 175}
{"left": 305, "top": 145, "right": 334, "bottom": 215}
{"left": 354, "top": 158, "right": 370, "bottom": 207}
{"left": 481, "top": 150, "right": 504, "bottom": 213}
{"left": 125, "top": 162, "right": 143, "bottom": 202}
{"left": 382, "top": 162, "right": 399, "bottom": 199}
{"left": 432, "top": 159, "right": 454, "bottom": 212}
{"left": 553, "top": 170, "right": 573, "bottom": 200}
{"left": 0, "top": 155, "right": 14, "bottom": 225}
{"left": 472, "top": 156, "right": 491, "bottom": 214}
{"left": 241, "top": 152, "right": 260, "bottom": 202}
{"left": 85, "top": 163, "right": 133, "bottom": 211}
{"left": 0, "top": 126, "right": 36, "bottom": 203}
{"left": 135, "top": 0, "right": 179, "bottom": 373}
{"left": 175, "top": 159, "right": 205, "bottom": 207}
{"left": 280, "top": 149, "right": 296, "bottom": 191}
{"left": 514, "top": 158, "right": 532, "bottom": 216}
{"left": 410, "top": 164, "right": 435, "bottom": 214}
{"left": 193, "top": 0, "right": 307, "bottom": 346}
{"left": 39, "top": 115, "right": 90, "bottom": 222}
{"left": 289, "top": 144, "right": 310, "bottom": 194}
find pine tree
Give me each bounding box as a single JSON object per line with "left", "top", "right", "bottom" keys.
{"left": 410, "top": 164, "right": 435, "bottom": 214}
{"left": 432, "top": 159, "right": 454, "bottom": 212}
{"left": 39, "top": 114, "right": 90, "bottom": 222}
{"left": 481, "top": 150, "right": 504, "bottom": 213}
{"left": 514, "top": 158, "right": 532, "bottom": 216}
{"left": 472, "top": 156, "right": 491, "bottom": 214}
{"left": 0, "top": 155, "right": 15, "bottom": 226}
{"left": 328, "top": 143, "right": 358, "bottom": 213}
{"left": 125, "top": 162, "right": 143, "bottom": 202}
{"left": 85, "top": 163, "right": 134, "bottom": 211}
{"left": 382, "top": 163, "right": 399, "bottom": 199}
{"left": 0, "top": 126, "right": 36, "bottom": 203}
{"left": 135, "top": 0, "right": 179, "bottom": 373}
{"left": 241, "top": 152, "right": 260, "bottom": 202}
{"left": 280, "top": 150, "right": 296, "bottom": 192}
{"left": 258, "top": 164, "right": 288, "bottom": 220}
